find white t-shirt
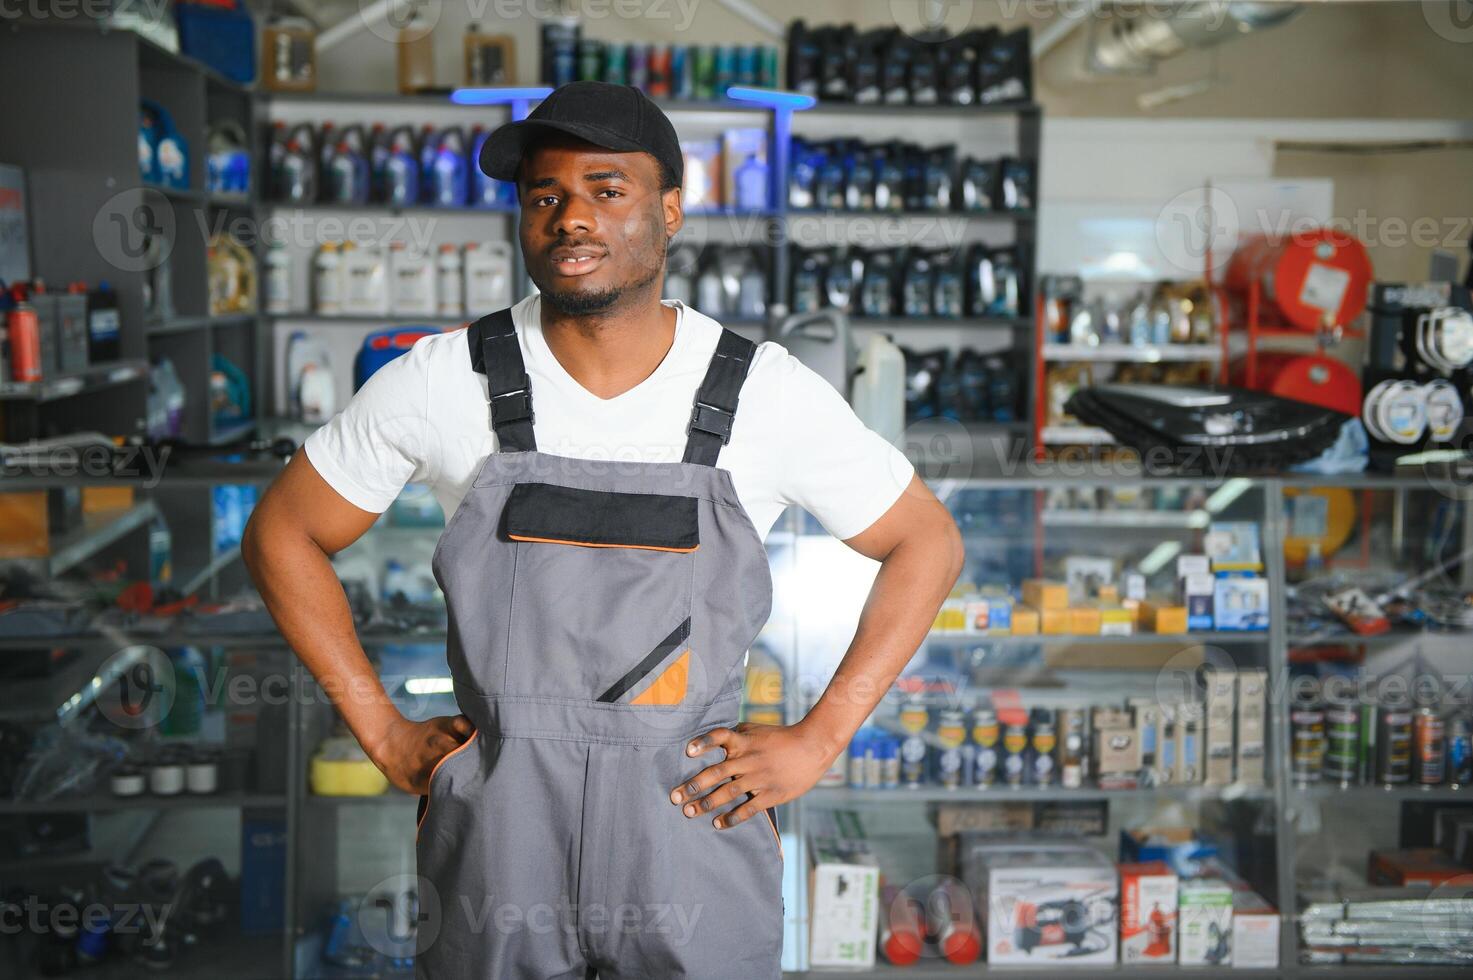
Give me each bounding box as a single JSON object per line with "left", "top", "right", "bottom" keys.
{"left": 302, "top": 294, "right": 915, "bottom": 541}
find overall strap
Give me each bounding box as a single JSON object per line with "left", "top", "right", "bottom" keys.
{"left": 683, "top": 328, "right": 757, "bottom": 467}
{"left": 468, "top": 308, "right": 536, "bottom": 453}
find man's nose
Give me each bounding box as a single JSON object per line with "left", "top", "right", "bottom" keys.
{"left": 552, "top": 196, "right": 595, "bottom": 237}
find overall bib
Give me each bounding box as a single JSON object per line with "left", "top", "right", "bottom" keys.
{"left": 416, "top": 309, "right": 784, "bottom": 979}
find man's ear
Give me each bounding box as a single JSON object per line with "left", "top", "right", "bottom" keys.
{"left": 662, "top": 186, "right": 683, "bottom": 239}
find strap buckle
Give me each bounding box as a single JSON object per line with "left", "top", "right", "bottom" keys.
{"left": 687, "top": 401, "right": 735, "bottom": 444}
{"left": 491, "top": 374, "right": 534, "bottom": 427}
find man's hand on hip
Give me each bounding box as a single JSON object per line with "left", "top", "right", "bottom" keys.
{"left": 367, "top": 714, "right": 476, "bottom": 795}
{"left": 668, "top": 721, "right": 834, "bottom": 829}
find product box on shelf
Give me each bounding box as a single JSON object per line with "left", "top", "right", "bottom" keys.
{"left": 1064, "top": 556, "right": 1115, "bottom": 602}
{"left": 1368, "top": 848, "right": 1469, "bottom": 886}
{"left": 1023, "top": 578, "right": 1069, "bottom": 610}
{"left": 1178, "top": 879, "right": 1234, "bottom": 966}
{"left": 807, "top": 809, "right": 880, "bottom": 969}
{"left": 1128, "top": 698, "right": 1163, "bottom": 786}
{"left": 1041, "top": 606, "right": 1070, "bottom": 635}
{"left": 1099, "top": 604, "right": 1133, "bottom": 636}
{"left": 1067, "top": 605, "right": 1102, "bottom": 636}
{"left": 1206, "top": 522, "right": 1264, "bottom": 573}
{"left": 1176, "top": 701, "right": 1204, "bottom": 785}
{"left": 962, "top": 841, "right": 1118, "bottom": 965}
{"left": 1213, "top": 576, "right": 1269, "bottom": 631}
{"left": 1011, "top": 604, "right": 1040, "bottom": 635}
{"left": 1236, "top": 669, "right": 1267, "bottom": 786}
{"left": 1093, "top": 708, "right": 1139, "bottom": 789}
{"left": 1120, "top": 861, "right": 1178, "bottom": 964}
{"left": 1139, "top": 599, "right": 1188, "bottom": 634}
{"left": 1202, "top": 669, "right": 1236, "bottom": 785}
{"left": 1182, "top": 574, "right": 1215, "bottom": 631}
{"left": 1121, "top": 828, "right": 1220, "bottom": 879}
{"left": 1230, "top": 890, "right": 1279, "bottom": 969}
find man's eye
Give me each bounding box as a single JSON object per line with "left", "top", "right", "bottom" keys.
{"left": 598, "top": 189, "right": 622, "bottom": 199}
{"left": 535, "top": 195, "right": 558, "bottom": 207}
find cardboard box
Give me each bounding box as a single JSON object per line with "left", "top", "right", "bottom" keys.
{"left": 1011, "top": 605, "right": 1040, "bottom": 635}
{"left": 0, "top": 492, "right": 49, "bottom": 558}
{"left": 1129, "top": 699, "right": 1163, "bottom": 786}
{"left": 963, "top": 841, "right": 1118, "bottom": 965}
{"left": 1141, "top": 600, "right": 1188, "bottom": 635}
{"left": 1230, "top": 891, "right": 1279, "bottom": 969}
{"left": 1158, "top": 705, "right": 1178, "bottom": 785}
{"left": 1182, "top": 574, "right": 1215, "bottom": 631}
{"left": 1176, "top": 702, "right": 1204, "bottom": 785}
{"left": 987, "top": 595, "right": 1013, "bottom": 635}
{"left": 1213, "top": 576, "right": 1269, "bottom": 631}
{"left": 1099, "top": 605, "right": 1134, "bottom": 636}
{"left": 1094, "top": 709, "right": 1139, "bottom": 788}
{"left": 1123, "top": 572, "right": 1147, "bottom": 602}
{"left": 807, "top": 809, "right": 880, "bottom": 968}
{"left": 1368, "top": 848, "right": 1469, "bottom": 886}
{"left": 1121, "top": 828, "right": 1220, "bottom": 878}
{"left": 1068, "top": 605, "right": 1103, "bottom": 636}
{"left": 1205, "top": 521, "right": 1264, "bottom": 573}
{"left": 1065, "top": 556, "right": 1115, "bottom": 602}
{"left": 1178, "top": 880, "right": 1234, "bottom": 966}
{"left": 1023, "top": 578, "right": 1068, "bottom": 610}
{"left": 1236, "top": 669, "right": 1267, "bottom": 723}
{"left": 1097, "top": 584, "right": 1120, "bottom": 605}
{"left": 1041, "top": 607, "right": 1070, "bottom": 635}
{"left": 81, "top": 485, "right": 135, "bottom": 513}
{"left": 1176, "top": 554, "right": 1210, "bottom": 581}
{"left": 1120, "top": 861, "right": 1178, "bottom": 963}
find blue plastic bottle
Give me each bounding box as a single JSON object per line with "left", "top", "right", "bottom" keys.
{"left": 431, "top": 127, "right": 468, "bottom": 207}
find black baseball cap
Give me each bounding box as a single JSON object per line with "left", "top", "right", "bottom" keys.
{"left": 478, "top": 81, "right": 683, "bottom": 188}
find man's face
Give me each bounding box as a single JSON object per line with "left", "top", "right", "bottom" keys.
{"left": 517, "top": 136, "right": 683, "bottom": 316}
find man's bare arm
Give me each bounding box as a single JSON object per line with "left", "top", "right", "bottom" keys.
{"left": 672, "top": 473, "right": 963, "bottom": 829}
{"left": 241, "top": 453, "right": 472, "bottom": 794}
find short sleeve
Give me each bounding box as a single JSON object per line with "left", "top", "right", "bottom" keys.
{"left": 301, "top": 336, "right": 437, "bottom": 513}
{"left": 769, "top": 350, "right": 916, "bottom": 540}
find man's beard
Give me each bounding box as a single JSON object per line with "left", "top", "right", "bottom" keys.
{"left": 533, "top": 227, "right": 668, "bottom": 317}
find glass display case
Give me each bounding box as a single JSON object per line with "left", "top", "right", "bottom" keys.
{"left": 4, "top": 469, "right": 1469, "bottom": 979}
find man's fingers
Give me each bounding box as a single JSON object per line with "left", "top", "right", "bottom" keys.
{"left": 680, "top": 778, "right": 750, "bottom": 818}
{"left": 687, "top": 727, "right": 737, "bottom": 757}
{"left": 669, "top": 760, "right": 734, "bottom": 805}
{"left": 449, "top": 714, "right": 474, "bottom": 738}
{"left": 714, "top": 797, "right": 764, "bottom": 830}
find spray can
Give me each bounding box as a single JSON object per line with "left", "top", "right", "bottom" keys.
{"left": 1291, "top": 687, "right": 1325, "bottom": 785}
{"left": 1002, "top": 723, "right": 1027, "bottom": 787}
{"left": 1377, "top": 702, "right": 1413, "bottom": 786}
{"left": 7, "top": 294, "right": 42, "bottom": 382}
{"left": 847, "top": 733, "right": 869, "bottom": 790}
{"left": 1448, "top": 715, "right": 1472, "bottom": 788}
{"left": 692, "top": 46, "right": 716, "bottom": 100}
{"left": 1029, "top": 711, "right": 1057, "bottom": 786}
{"left": 935, "top": 710, "right": 966, "bottom": 789}
{"left": 880, "top": 737, "right": 900, "bottom": 789}
{"left": 670, "top": 45, "right": 691, "bottom": 100}
{"left": 972, "top": 709, "right": 999, "bottom": 787}
{"left": 1414, "top": 709, "right": 1446, "bottom": 786}
{"left": 899, "top": 699, "right": 929, "bottom": 788}
{"left": 1324, "top": 699, "right": 1361, "bottom": 786}
{"left": 1058, "top": 708, "right": 1086, "bottom": 789}
{"left": 626, "top": 44, "right": 648, "bottom": 92}
{"left": 647, "top": 44, "right": 671, "bottom": 97}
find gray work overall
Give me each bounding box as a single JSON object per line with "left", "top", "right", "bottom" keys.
{"left": 416, "top": 309, "right": 784, "bottom": 978}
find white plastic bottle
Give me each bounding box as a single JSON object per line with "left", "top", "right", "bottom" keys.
{"left": 464, "top": 241, "right": 512, "bottom": 312}
{"left": 341, "top": 242, "right": 389, "bottom": 315}
{"left": 852, "top": 332, "right": 907, "bottom": 447}
{"left": 265, "top": 242, "right": 292, "bottom": 314}
{"left": 389, "top": 242, "right": 435, "bottom": 316}
{"left": 313, "top": 242, "right": 341, "bottom": 315}
{"left": 437, "top": 243, "right": 464, "bottom": 318}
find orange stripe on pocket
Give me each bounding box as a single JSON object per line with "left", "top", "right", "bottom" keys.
{"left": 416, "top": 730, "right": 480, "bottom": 838}
{"left": 629, "top": 650, "right": 690, "bottom": 706}
{"left": 763, "top": 807, "right": 783, "bottom": 859}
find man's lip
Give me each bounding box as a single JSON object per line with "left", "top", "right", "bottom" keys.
{"left": 548, "top": 248, "right": 607, "bottom": 276}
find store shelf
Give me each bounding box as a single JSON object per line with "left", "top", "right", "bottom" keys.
{"left": 1041, "top": 424, "right": 1116, "bottom": 445}
{"left": 147, "top": 312, "right": 259, "bottom": 335}
{"left": 307, "top": 789, "right": 418, "bottom": 807}
{"left": 924, "top": 630, "right": 1266, "bottom": 646}
{"left": 1286, "top": 626, "right": 1473, "bottom": 648}
{"left": 264, "top": 311, "right": 472, "bottom": 325}
{"left": 207, "top": 417, "right": 260, "bottom": 446}
{"left": 178, "top": 544, "right": 242, "bottom": 595}
{"left": 786, "top": 965, "right": 1271, "bottom": 979}
{"left": 260, "top": 199, "right": 518, "bottom": 215}
{"left": 788, "top": 208, "right": 1034, "bottom": 222}
{"left": 799, "top": 100, "right": 1042, "bottom": 117}
{"left": 1041, "top": 508, "right": 1209, "bottom": 529}
{"left": 1042, "top": 342, "right": 1223, "bottom": 363}
{"left": 808, "top": 783, "right": 1272, "bottom": 805}
{"left": 0, "top": 792, "right": 287, "bottom": 814}
{"left": 1293, "top": 783, "right": 1472, "bottom": 802}
{"left": 0, "top": 644, "right": 152, "bottom": 724}
{"left": 0, "top": 358, "right": 149, "bottom": 402}
{"left": 0, "top": 499, "right": 160, "bottom": 577}
{"left": 851, "top": 316, "right": 1029, "bottom": 329}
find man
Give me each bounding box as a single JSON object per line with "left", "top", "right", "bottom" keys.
{"left": 243, "top": 82, "right": 962, "bottom": 978}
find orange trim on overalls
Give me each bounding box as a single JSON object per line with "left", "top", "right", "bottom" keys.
{"left": 763, "top": 808, "right": 783, "bottom": 859}
{"left": 629, "top": 650, "right": 690, "bottom": 705}
{"left": 507, "top": 533, "right": 699, "bottom": 554}
{"left": 416, "top": 730, "right": 480, "bottom": 838}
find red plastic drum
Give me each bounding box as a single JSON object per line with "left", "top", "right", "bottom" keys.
{"left": 1233, "top": 352, "right": 1362, "bottom": 416}
{"left": 1226, "top": 228, "right": 1372, "bottom": 331}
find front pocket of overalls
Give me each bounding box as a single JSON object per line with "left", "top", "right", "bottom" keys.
{"left": 502, "top": 483, "right": 698, "bottom": 703}
{"left": 415, "top": 730, "right": 481, "bottom": 840}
